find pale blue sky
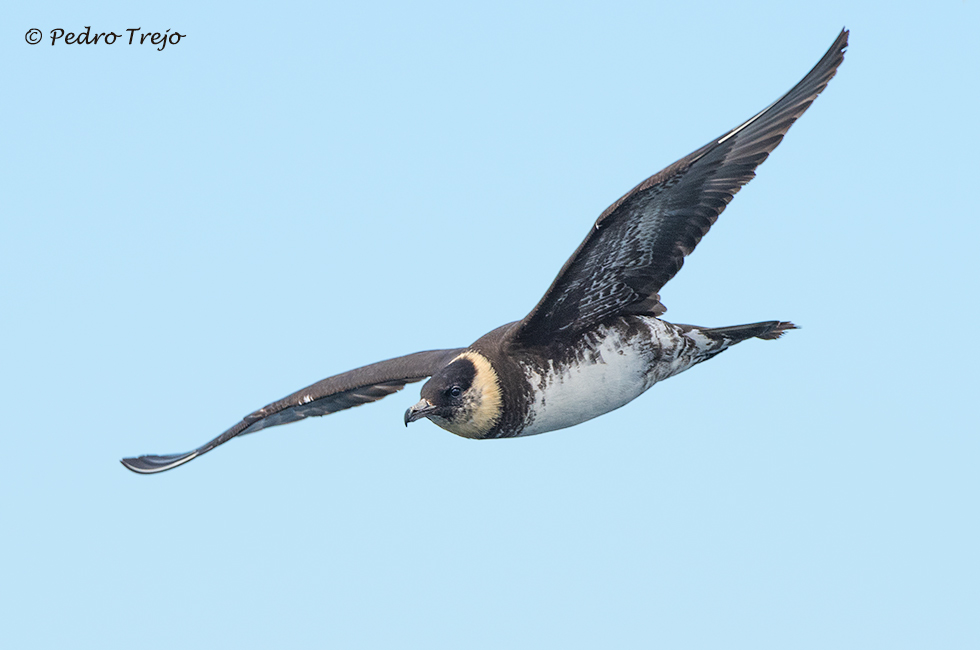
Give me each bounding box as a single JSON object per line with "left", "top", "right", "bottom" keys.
{"left": 3, "top": 1, "right": 978, "bottom": 648}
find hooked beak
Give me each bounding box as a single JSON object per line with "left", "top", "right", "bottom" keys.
{"left": 404, "top": 399, "right": 438, "bottom": 426}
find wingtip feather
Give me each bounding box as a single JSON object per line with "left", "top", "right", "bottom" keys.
{"left": 120, "top": 451, "right": 200, "bottom": 475}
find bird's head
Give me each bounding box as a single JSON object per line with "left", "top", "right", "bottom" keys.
{"left": 403, "top": 351, "right": 502, "bottom": 438}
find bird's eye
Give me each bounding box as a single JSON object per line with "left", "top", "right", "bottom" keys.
{"left": 449, "top": 386, "right": 462, "bottom": 398}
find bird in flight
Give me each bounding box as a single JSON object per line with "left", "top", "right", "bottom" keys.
{"left": 122, "top": 29, "right": 848, "bottom": 474}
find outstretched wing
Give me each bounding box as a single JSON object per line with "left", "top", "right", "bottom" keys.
{"left": 121, "top": 348, "right": 465, "bottom": 474}
{"left": 512, "top": 29, "right": 848, "bottom": 346}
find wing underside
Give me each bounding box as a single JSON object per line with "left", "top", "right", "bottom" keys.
{"left": 120, "top": 348, "right": 465, "bottom": 474}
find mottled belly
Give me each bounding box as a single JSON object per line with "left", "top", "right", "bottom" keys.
{"left": 517, "top": 326, "right": 650, "bottom": 436}
{"left": 516, "top": 317, "right": 718, "bottom": 437}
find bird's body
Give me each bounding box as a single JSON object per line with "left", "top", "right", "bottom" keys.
{"left": 443, "top": 317, "right": 793, "bottom": 440}
{"left": 122, "top": 30, "right": 848, "bottom": 474}
{"left": 513, "top": 317, "right": 794, "bottom": 437}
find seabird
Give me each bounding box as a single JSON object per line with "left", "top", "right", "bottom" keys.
{"left": 122, "top": 29, "right": 848, "bottom": 474}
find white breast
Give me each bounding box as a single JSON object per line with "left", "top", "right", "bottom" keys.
{"left": 517, "top": 317, "right": 718, "bottom": 437}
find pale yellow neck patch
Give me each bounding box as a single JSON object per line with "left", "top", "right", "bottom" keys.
{"left": 436, "top": 351, "right": 503, "bottom": 439}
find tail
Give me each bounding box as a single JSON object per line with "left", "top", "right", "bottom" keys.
{"left": 697, "top": 320, "right": 797, "bottom": 342}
